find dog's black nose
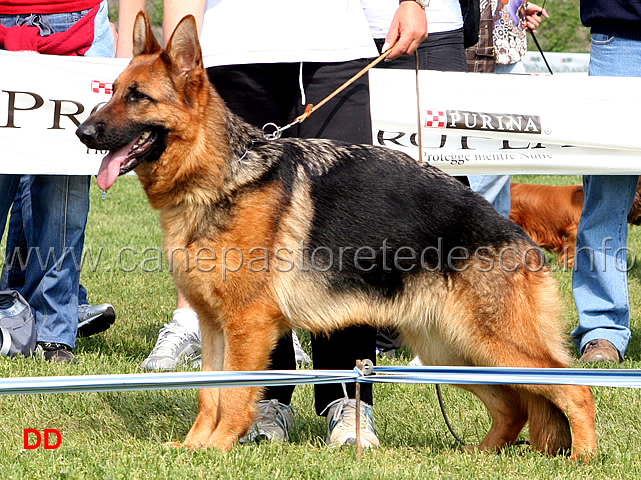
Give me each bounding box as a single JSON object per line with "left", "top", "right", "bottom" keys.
{"left": 76, "top": 122, "right": 100, "bottom": 145}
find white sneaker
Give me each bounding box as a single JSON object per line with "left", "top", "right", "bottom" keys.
{"left": 325, "top": 397, "right": 379, "bottom": 448}
{"left": 140, "top": 321, "right": 201, "bottom": 371}
{"left": 292, "top": 330, "right": 311, "bottom": 366}
{"left": 239, "top": 399, "right": 294, "bottom": 443}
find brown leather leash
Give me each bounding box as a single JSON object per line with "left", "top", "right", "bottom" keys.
{"left": 263, "top": 42, "right": 425, "bottom": 168}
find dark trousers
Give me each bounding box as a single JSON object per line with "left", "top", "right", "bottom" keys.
{"left": 374, "top": 27, "right": 467, "bottom": 72}
{"left": 207, "top": 61, "right": 376, "bottom": 414}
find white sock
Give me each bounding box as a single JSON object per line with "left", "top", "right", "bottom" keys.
{"left": 170, "top": 308, "right": 201, "bottom": 341}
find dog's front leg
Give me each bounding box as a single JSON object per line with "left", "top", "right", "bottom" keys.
{"left": 206, "top": 304, "right": 284, "bottom": 451}
{"left": 179, "top": 318, "right": 225, "bottom": 449}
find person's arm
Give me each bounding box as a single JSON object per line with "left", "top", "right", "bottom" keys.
{"left": 163, "top": 0, "right": 207, "bottom": 44}
{"left": 115, "top": 0, "right": 147, "bottom": 57}
{"left": 525, "top": 2, "right": 549, "bottom": 34}
{"left": 382, "top": 0, "right": 428, "bottom": 61}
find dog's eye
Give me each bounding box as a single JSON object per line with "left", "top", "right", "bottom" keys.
{"left": 126, "top": 90, "right": 151, "bottom": 104}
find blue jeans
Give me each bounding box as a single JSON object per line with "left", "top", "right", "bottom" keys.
{"left": 494, "top": 60, "right": 527, "bottom": 74}
{"left": 0, "top": 1, "right": 113, "bottom": 348}
{"left": 0, "top": 179, "right": 90, "bottom": 303}
{"left": 571, "top": 34, "right": 641, "bottom": 358}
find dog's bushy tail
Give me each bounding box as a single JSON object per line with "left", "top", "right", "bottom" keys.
{"left": 525, "top": 393, "right": 572, "bottom": 454}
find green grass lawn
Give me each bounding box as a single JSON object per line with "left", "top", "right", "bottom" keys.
{"left": 1, "top": 174, "right": 641, "bottom": 479}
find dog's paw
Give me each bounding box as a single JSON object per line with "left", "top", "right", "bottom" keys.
{"left": 460, "top": 444, "right": 477, "bottom": 453}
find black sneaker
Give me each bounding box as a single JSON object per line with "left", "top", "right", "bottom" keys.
{"left": 35, "top": 342, "right": 77, "bottom": 364}
{"left": 78, "top": 303, "right": 116, "bottom": 338}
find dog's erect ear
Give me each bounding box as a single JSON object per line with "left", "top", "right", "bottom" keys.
{"left": 132, "top": 11, "right": 162, "bottom": 57}
{"left": 165, "top": 15, "right": 202, "bottom": 75}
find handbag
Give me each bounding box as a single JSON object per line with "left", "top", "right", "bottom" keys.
{"left": 465, "top": 0, "right": 495, "bottom": 72}
{"left": 0, "top": 290, "right": 36, "bottom": 357}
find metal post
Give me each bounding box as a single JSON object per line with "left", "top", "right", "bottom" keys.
{"left": 354, "top": 358, "right": 374, "bottom": 459}
{"left": 355, "top": 359, "right": 363, "bottom": 460}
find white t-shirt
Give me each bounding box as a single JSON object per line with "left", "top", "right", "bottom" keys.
{"left": 361, "top": 0, "right": 463, "bottom": 39}
{"left": 199, "top": 0, "right": 378, "bottom": 68}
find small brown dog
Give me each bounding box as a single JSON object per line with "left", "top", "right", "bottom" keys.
{"left": 510, "top": 181, "right": 641, "bottom": 267}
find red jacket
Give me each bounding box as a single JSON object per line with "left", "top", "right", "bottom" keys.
{"left": 0, "top": 1, "right": 99, "bottom": 14}
{"left": 0, "top": 3, "right": 99, "bottom": 55}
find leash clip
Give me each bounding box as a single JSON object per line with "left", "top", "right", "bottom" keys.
{"left": 262, "top": 105, "right": 314, "bottom": 141}
{"left": 262, "top": 122, "right": 284, "bottom": 141}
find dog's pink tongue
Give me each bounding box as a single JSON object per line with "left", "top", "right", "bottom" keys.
{"left": 96, "top": 145, "right": 129, "bottom": 191}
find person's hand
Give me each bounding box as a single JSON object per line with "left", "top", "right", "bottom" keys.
{"left": 525, "top": 2, "right": 549, "bottom": 34}
{"left": 382, "top": 1, "right": 428, "bottom": 61}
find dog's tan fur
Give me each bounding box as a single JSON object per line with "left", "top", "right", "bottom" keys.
{"left": 77, "top": 13, "right": 597, "bottom": 460}
{"left": 510, "top": 181, "right": 641, "bottom": 267}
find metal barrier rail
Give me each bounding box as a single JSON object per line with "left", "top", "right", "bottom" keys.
{"left": 1, "top": 366, "right": 640, "bottom": 396}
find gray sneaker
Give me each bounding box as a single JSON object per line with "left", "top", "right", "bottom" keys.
{"left": 239, "top": 399, "right": 294, "bottom": 443}
{"left": 140, "top": 322, "right": 201, "bottom": 371}
{"left": 292, "top": 330, "right": 311, "bottom": 366}
{"left": 77, "top": 303, "right": 116, "bottom": 338}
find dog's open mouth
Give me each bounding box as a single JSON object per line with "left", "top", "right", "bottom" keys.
{"left": 96, "top": 129, "right": 161, "bottom": 191}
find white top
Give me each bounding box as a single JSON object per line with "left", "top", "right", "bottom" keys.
{"left": 200, "top": 0, "right": 378, "bottom": 68}
{"left": 360, "top": 0, "right": 463, "bottom": 39}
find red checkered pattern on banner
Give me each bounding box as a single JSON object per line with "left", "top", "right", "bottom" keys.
{"left": 91, "top": 80, "right": 113, "bottom": 95}
{"left": 425, "top": 110, "right": 446, "bottom": 128}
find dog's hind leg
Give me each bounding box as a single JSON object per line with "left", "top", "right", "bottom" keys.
{"left": 520, "top": 384, "right": 596, "bottom": 461}
{"left": 457, "top": 264, "right": 596, "bottom": 460}
{"left": 458, "top": 384, "right": 528, "bottom": 452}
{"left": 520, "top": 390, "right": 571, "bottom": 455}
{"left": 462, "top": 338, "right": 596, "bottom": 459}
{"left": 464, "top": 336, "right": 596, "bottom": 459}
{"left": 408, "top": 331, "right": 528, "bottom": 452}
{"left": 179, "top": 319, "right": 225, "bottom": 449}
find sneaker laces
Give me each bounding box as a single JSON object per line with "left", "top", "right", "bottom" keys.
{"left": 37, "top": 342, "right": 72, "bottom": 352}
{"left": 254, "top": 399, "right": 284, "bottom": 425}
{"left": 243, "top": 399, "right": 293, "bottom": 441}
{"left": 327, "top": 397, "right": 355, "bottom": 428}
{"left": 148, "top": 322, "right": 196, "bottom": 357}
{"left": 322, "top": 384, "right": 374, "bottom": 432}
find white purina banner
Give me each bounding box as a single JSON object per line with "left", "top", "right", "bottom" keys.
{"left": 1, "top": 50, "right": 641, "bottom": 175}
{"left": 370, "top": 69, "right": 641, "bottom": 175}
{"left": 1, "top": 50, "right": 129, "bottom": 174}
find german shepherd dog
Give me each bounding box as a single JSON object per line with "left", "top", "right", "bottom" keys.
{"left": 76, "top": 13, "right": 596, "bottom": 459}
